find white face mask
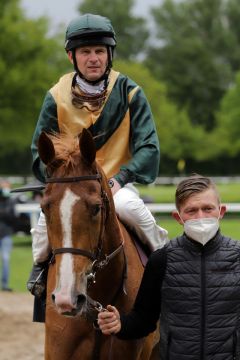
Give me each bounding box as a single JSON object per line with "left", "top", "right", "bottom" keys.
{"left": 183, "top": 217, "right": 219, "bottom": 246}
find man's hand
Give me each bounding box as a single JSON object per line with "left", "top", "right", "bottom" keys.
{"left": 98, "top": 305, "right": 121, "bottom": 335}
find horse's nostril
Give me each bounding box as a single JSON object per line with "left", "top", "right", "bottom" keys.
{"left": 52, "top": 293, "right": 55, "bottom": 302}
{"left": 77, "top": 294, "right": 86, "bottom": 307}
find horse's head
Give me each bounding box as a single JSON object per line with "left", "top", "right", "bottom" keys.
{"left": 38, "top": 129, "right": 121, "bottom": 317}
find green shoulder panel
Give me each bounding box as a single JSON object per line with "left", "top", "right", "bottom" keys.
{"left": 89, "top": 73, "right": 138, "bottom": 149}
{"left": 89, "top": 73, "right": 160, "bottom": 184}
{"left": 120, "top": 85, "right": 160, "bottom": 184}
{"left": 31, "top": 92, "right": 59, "bottom": 182}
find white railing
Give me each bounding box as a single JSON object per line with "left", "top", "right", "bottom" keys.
{"left": 146, "top": 203, "right": 240, "bottom": 213}
{"left": 15, "top": 203, "right": 40, "bottom": 229}
{"left": 14, "top": 202, "right": 240, "bottom": 230}
{"left": 3, "top": 175, "right": 240, "bottom": 186}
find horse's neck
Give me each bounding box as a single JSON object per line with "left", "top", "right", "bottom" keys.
{"left": 104, "top": 213, "right": 123, "bottom": 251}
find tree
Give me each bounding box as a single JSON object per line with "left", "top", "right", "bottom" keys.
{"left": 214, "top": 71, "right": 240, "bottom": 157}
{"left": 78, "top": 0, "right": 149, "bottom": 60}
{"left": 146, "top": 0, "right": 240, "bottom": 130}
{"left": 114, "top": 60, "right": 208, "bottom": 174}
{"left": 0, "top": 0, "right": 69, "bottom": 174}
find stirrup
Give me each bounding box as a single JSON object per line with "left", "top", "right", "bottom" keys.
{"left": 27, "top": 268, "right": 46, "bottom": 297}
{"left": 27, "top": 262, "right": 48, "bottom": 297}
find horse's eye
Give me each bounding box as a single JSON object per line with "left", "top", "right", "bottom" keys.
{"left": 41, "top": 203, "right": 51, "bottom": 214}
{"left": 91, "top": 204, "right": 101, "bottom": 217}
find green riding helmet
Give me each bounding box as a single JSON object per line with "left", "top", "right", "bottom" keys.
{"left": 65, "top": 14, "right": 116, "bottom": 52}
{"left": 65, "top": 14, "right": 116, "bottom": 83}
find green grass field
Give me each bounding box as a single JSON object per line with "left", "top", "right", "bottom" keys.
{"left": 9, "top": 236, "right": 32, "bottom": 292}
{"left": 136, "top": 182, "right": 240, "bottom": 203}
{"left": 7, "top": 215, "right": 240, "bottom": 292}
{"left": 5, "top": 181, "right": 240, "bottom": 292}
{"left": 159, "top": 217, "right": 240, "bottom": 239}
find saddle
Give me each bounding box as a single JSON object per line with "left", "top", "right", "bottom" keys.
{"left": 123, "top": 223, "right": 151, "bottom": 267}
{"left": 133, "top": 239, "right": 150, "bottom": 267}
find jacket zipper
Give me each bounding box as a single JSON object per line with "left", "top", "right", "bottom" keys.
{"left": 201, "top": 249, "right": 206, "bottom": 360}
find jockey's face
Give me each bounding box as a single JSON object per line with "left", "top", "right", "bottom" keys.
{"left": 68, "top": 45, "right": 108, "bottom": 81}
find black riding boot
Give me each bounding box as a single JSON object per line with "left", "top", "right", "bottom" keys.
{"left": 27, "top": 261, "right": 49, "bottom": 297}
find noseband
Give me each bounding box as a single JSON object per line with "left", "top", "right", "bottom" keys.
{"left": 46, "top": 172, "right": 124, "bottom": 281}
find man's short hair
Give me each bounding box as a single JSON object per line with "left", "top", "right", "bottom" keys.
{"left": 175, "top": 174, "right": 220, "bottom": 210}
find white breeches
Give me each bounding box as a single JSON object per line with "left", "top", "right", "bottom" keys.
{"left": 113, "top": 184, "right": 168, "bottom": 251}
{"left": 31, "top": 184, "right": 168, "bottom": 263}
{"left": 31, "top": 211, "right": 51, "bottom": 264}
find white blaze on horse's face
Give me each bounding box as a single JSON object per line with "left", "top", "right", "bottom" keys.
{"left": 60, "top": 188, "right": 80, "bottom": 248}
{"left": 54, "top": 188, "right": 84, "bottom": 310}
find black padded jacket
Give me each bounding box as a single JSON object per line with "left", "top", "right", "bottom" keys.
{"left": 118, "top": 232, "right": 240, "bottom": 360}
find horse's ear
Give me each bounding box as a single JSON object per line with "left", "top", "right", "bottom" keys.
{"left": 79, "top": 128, "right": 96, "bottom": 164}
{"left": 38, "top": 132, "right": 55, "bottom": 165}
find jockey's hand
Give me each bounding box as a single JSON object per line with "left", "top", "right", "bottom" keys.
{"left": 108, "top": 178, "right": 121, "bottom": 195}
{"left": 98, "top": 305, "right": 121, "bottom": 335}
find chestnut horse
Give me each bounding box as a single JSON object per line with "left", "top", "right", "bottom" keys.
{"left": 38, "top": 129, "right": 159, "bottom": 360}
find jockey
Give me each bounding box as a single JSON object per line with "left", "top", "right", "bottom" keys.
{"left": 27, "top": 14, "right": 168, "bottom": 296}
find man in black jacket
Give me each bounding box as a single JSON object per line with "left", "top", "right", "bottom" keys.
{"left": 98, "top": 174, "right": 240, "bottom": 360}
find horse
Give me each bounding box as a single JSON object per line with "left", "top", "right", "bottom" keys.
{"left": 37, "top": 128, "right": 159, "bottom": 360}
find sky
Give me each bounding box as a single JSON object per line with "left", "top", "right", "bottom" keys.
{"left": 21, "top": 0, "right": 162, "bottom": 31}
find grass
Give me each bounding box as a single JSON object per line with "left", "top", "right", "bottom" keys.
{"left": 136, "top": 182, "right": 240, "bottom": 203}
{"left": 8, "top": 235, "right": 32, "bottom": 292}
{"left": 158, "top": 217, "right": 240, "bottom": 240}
{"left": 6, "top": 216, "right": 240, "bottom": 292}
{"left": 6, "top": 181, "right": 240, "bottom": 292}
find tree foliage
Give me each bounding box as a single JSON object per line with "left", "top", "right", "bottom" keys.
{"left": 214, "top": 71, "right": 240, "bottom": 157}
{"left": 0, "top": 0, "right": 69, "bottom": 173}
{"left": 2, "top": 0, "right": 240, "bottom": 175}
{"left": 146, "top": 0, "right": 240, "bottom": 130}
{"left": 114, "top": 60, "right": 207, "bottom": 166}
{"left": 78, "top": 0, "right": 149, "bottom": 60}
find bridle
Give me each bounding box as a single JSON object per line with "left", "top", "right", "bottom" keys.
{"left": 46, "top": 172, "right": 124, "bottom": 284}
